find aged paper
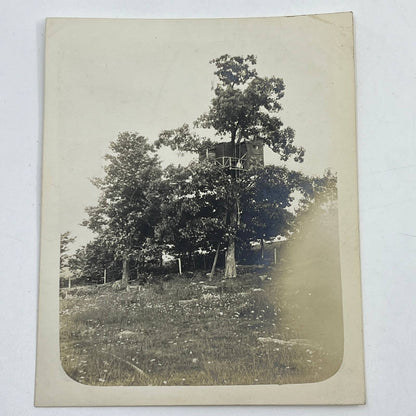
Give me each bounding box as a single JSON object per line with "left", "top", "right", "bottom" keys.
{"left": 36, "top": 12, "right": 365, "bottom": 405}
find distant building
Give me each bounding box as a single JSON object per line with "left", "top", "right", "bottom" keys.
{"left": 199, "top": 139, "right": 264, "bottom": 171}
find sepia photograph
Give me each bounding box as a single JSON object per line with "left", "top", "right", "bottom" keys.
{"left": 36, "top": 13, "right": 364, "bottom": 405}
{"left": 5, "top": 0, "right": 416, "bottom": 414}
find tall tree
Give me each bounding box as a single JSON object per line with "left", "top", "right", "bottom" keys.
{"left": 292, "top": 170, "right": 338, "bottom": 239}
{"left": 60, "top": 231, "right": 76, "bottom": 270}
{"left": 83, "top": 132, "right": 164, "bottom": 287}
{"left": 156, "top": 55, "right": 304, "bottom": 277}
{"left": 238, "top": 166, "right": 307, "bottom": 246}
{"left": 60, "top": 231, "right": 76, "bottom": 288}
{"left": 156, "top": 161, "right": 234, "bottom": 266}
{"left": 67, "top": 238, "right": 122, "bottom": 284}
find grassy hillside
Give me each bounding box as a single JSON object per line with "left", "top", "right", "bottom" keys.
{"left": 60, "top": 259, "right": 343, "bottom": 386}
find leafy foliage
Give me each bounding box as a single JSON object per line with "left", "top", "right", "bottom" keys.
{"left": 291, "top": 169, "right": 338, "bottom": 239}
{"left": 155, "top": 124, "right": 216, "bottom": 153}
{"left": 238, "top": 166, "right": 309, "bottom": 246}
{"left": 153, "top": 55, "right": 306, "bottom": 277}
{"left": 77, "top": 56, "right": 319, "bottom": 280}
{"left": 157, "top": 54, "right": 304, "bottom": 163}
{"left": 156, "top": 161, "right": 313, "bottom": 260}
{"left": 156, "top": 161, "right": 234, "bottom": 259}
{"left": 82, "top": 132, "right": 164, "bottom": 268}
{"left": 60, "top": 231, "right": 76, "bottom": 270}
{"left": 68, "top": 238, "right": 122, "bottom": 283}
{"left": 197, "top": 54, "right": 304, "bottom": 161}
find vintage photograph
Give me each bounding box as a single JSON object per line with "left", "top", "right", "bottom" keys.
{"left": 36, "top": 13, "right": 364, "bottom": 404}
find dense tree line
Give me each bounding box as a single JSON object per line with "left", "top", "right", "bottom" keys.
{"left": 65, "top": 133, "right": 336, "bottom": 286}
{"left": 64, "top": 55, "right": 338, "bottom": 286}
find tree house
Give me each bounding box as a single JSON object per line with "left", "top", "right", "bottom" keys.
{"left": 199, "top": 139, "right": 264, "bottom": 171}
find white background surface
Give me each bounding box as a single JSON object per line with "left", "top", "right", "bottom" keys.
{"left": 1, "top": 0, "right": 415, "bottom": 415}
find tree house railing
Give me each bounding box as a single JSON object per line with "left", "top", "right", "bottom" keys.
{"left": 215, "top": 154, "right": 247, "bottom": 170}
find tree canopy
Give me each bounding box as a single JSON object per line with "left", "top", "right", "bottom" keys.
{"left": 82, "top": 132, "right": 165, "bottom": 284}
{"left": 157, "top": 54, "right": 305, "bottom": 162}
{"left": 75, "top": 55, "right": 326, "bottom": 283}
{"left": 60, "top": 231, "right": 76, "bottom": 270}
{"left": 156, "top": 161, "right": 234, "bottom": 261}
{"left": 154, "top": 54, "right": 307, "bottom": 277}
{"left": 67, "top": 238, "right": 121, "bottom": 284}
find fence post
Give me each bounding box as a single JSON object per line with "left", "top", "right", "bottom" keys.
{"left": 178, "top": 258, "right": 182, "bottom": 275}
{"left": 103, "top": 268, "right": 107, "bottom": 284}
{"left": 274, "top": 247, "right": 277, "bottom": 265}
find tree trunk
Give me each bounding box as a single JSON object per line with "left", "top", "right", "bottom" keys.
{"left": 121, "top": 256, "right": 129, "bottom": 288}
{"left": 224, "top": 209, "right": 237, "bottom": 279}
{"left": 224, "top": 238, "right": 237, "bottom": 278}
{"left": 231, "top": 129, "right": 236, "bottom": 144}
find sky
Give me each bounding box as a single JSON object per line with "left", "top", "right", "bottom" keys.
{"left": 46, "top": 14, "right": 354, "bottom": 250}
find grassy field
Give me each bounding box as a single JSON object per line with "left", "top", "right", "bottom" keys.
{"left": 60, "top": 257, "right": 343, "bottom": 386}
